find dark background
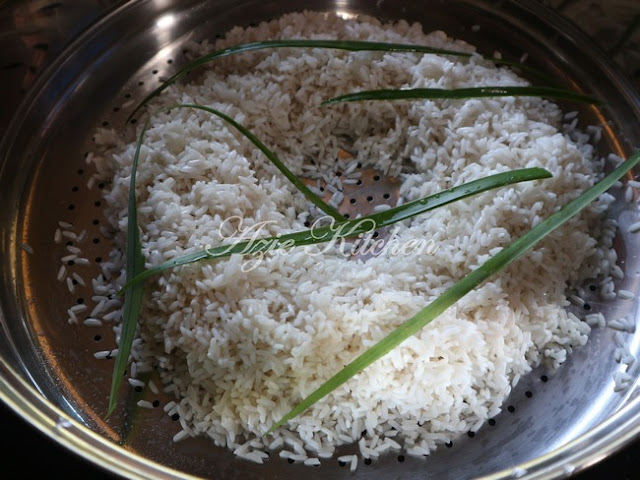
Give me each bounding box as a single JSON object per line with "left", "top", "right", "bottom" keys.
{"left": 2, "top": 400, "right": 638, "bottom": 479}
{"left": 1, "top": 1, "right": 639, "bottom": 479}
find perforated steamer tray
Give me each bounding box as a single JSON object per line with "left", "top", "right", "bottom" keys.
{"left": 1, "top": 0, "right": 640, "bottom": 478}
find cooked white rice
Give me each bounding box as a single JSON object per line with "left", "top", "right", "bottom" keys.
{"left": 87, "top": 11, "right": 617, "bottom": 463}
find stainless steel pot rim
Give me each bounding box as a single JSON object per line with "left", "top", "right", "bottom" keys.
{"left": 3, "top": 352, "right": 640, "bottom": 480}
{"left": 0, "top": 357, "right": 193, "bottom": 480}
{"left": 1, "top": 1, "right": 640, "bottom": 478}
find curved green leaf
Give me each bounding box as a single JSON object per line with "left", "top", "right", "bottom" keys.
{"left": 120, "top": 167, "right": 550, "bottom": 290}
{"left": 322, "top": 86, "right": 602, "bottom": 106}
{"left": 171, "top": 104, "right": 344, "bottom": 221}
{"left": 108, "top": 118, "right": 148, "bottom": 415}
{"left": 128, "top": 40, "right": 477, "bottom": 121}
{"left": 267, "top": 150, "right": 640, "bottom": 434}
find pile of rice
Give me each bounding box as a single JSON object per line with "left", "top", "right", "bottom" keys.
{"left": 87, "top": 11, "right": 617, "bottom": 466}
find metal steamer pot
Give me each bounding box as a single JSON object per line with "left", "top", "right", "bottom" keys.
{"left": 1, "top": 1, "right": 639, "bottom": 478}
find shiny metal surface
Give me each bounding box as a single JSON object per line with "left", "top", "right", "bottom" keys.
{"left": 1, "top": 1, "right": 640, "bottom": 479}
